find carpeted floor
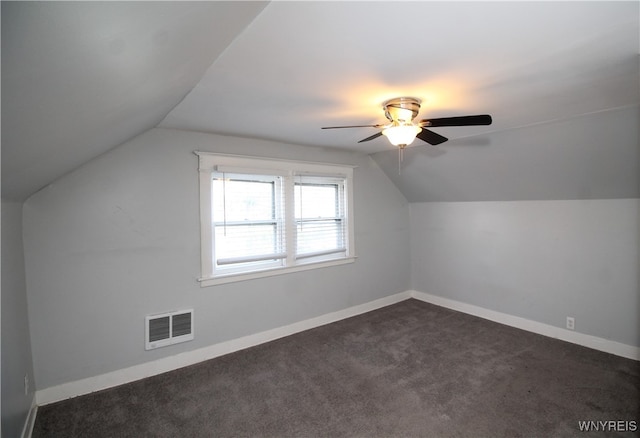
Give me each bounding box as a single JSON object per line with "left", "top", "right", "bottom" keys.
{"left": 33, "top": 299, "right": 639, "bottom": 437}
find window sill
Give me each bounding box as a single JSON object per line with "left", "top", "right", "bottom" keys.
{"left": 198, "top": 256, "right": 357, "bottom": 287}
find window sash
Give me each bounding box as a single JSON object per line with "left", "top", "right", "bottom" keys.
{"left": 294, "top": 178, "right": 346, "bottom": 261}
{"left": 296, "top": 219, "right": 346, "bottom": 255}
{"left": 211, "top": 172, "right": 285, "bottom": 275}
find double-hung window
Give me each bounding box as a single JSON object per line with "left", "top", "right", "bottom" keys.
{"left": 295, "top": 176, "right": 347, "bottom": 263}
{"left": 197, "top": 153, "right": 355, "bottom": 286}
{"left": 212, "top": 172, "right": 286, "bottom": 274}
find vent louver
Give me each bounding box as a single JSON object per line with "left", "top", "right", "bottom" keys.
{"left": 145, "top": 309, "right": 194, "bottom": 350}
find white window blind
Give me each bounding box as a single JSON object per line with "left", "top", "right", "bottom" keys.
{"left": 212, "top": 172, "right": 286, "bottom": 274}
{"left": 197, "top": 153, "right": 356, "bottom": 286}
{"left": 294, "top": 176, "right": 347, "bottom": 262}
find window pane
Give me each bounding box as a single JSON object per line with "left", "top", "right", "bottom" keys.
{"left": 296, "top": 220, "right": 344, "bottom": 255}
{"left": 215, "top": 224, "right": 277, "bottom": 261}
{"left": 213, "top": 178, "right": 274, "bottom": 222}
{"left": 295, "top": 184, "right": 337, "bottom": 219}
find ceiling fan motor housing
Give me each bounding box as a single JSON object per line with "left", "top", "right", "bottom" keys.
{"left": 383, "top": 97, "right": 421, "bottom": 124}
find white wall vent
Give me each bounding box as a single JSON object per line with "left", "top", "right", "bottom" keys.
{"left": 145, "top": 309, "right": 194, "bottom": 350}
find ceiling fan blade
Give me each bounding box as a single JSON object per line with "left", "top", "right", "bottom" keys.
{"left": 322, "top": 124, "right": 385, "bottom": 129}
{"left": 358, "top": 132, "right": 383, "bottom": 143}
{"left": 420, "top": 114, "right": 492, "bottom": 127}
{"left": 416, "top": 129, "right": 448, "bottom": 146}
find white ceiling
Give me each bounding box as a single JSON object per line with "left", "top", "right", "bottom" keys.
{"left": 2, "top": 1, "right": 639, "bottom": 202}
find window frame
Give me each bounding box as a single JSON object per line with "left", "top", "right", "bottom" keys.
{"left": 196, "top": 152, "right": 356, "bottom": 286}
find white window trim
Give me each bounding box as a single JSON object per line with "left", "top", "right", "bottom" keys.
{"left": 196, "top": 152, "right": 356, "bottom": 287}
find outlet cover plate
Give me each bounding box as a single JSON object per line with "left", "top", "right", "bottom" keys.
{"left": 566, "top": 317, "right": 575, "bottom": 330}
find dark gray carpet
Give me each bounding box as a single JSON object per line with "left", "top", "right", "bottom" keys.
{"left": 33, "top": 299, "right": 639, "bottom": 437}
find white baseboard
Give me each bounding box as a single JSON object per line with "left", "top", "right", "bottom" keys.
{"left": 21, "top": 400, "right": 37, "bottom": 438}
{"left": 36, "top": 290, "right": 411, "bottom": 406}
{"left": 35, "top": 288, "right": 637, "bottom": 407}
{"left": 410, "top": 290, "right": 640, "bottom": 361}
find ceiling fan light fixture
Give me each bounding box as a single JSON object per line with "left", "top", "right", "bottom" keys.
{"left": 382, "top": 124, "right": 422, "bottom": 147}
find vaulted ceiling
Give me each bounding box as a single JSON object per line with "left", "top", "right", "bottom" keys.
{"left": 2, "top": 1, "right": 638, "bottom": 202}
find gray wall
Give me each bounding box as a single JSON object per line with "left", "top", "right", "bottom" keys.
{"left": 23, "top": 128, "right": 411, "bottom": 391}
{"left": 410, "top": 199, "right": 639, "bottom": 347}
{"left": 2, "top": 201, "right": 35, "bottom": 437}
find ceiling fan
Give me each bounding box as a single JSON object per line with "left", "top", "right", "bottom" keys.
{"left": 322, "top": 97, "right": 492, "bottom": 149}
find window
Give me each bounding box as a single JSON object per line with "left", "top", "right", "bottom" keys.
{"left": 295, "top": 177, "right": 347, "bottom": 262}
{"left": 197, "top": 153, "right": 355, "bottom": 286}
{"left": 212, "top": 173, "right": 286, "bottom": 275}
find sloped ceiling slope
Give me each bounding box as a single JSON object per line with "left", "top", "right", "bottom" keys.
{"left": 160, "top": 1, "right": 639, "bottom": 202}
{"left": 162, "top": 2, "right": 639, "bottom": 150}
{"left": 2, "top": 2, "right": 638, "bottom": 202}
{"left": 1, "top": 1, "right": 267, "bottom": 201}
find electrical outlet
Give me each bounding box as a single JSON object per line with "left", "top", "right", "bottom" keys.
{"left": 566, "top": 316, "right": 575, "bottom": 331}
{"left": 24, "top": 374, "right": 29, "bottom": 395}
